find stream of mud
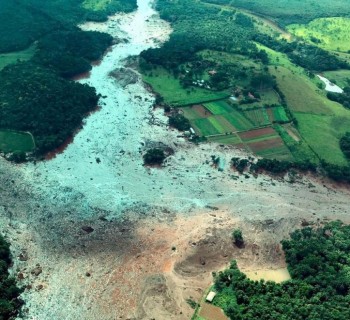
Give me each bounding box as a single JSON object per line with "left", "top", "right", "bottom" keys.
{"left": 1, "top": 0, "right": 350, "bottom": 319}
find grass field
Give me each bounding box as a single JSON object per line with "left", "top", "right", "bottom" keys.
{"left": 323, "top": 70, "right": 350, "bottom": 88}
{"left": 142, "top": 68, "right": 229, "bottom": 106}
{"left": 0, "top": 46, "right": 35, "bottom": 71}
{"left": 287, "top": 18, "right": 350, "bottom": 52}
{"left": 271, "top": 106, "right": 289, "bottom": 122}
{"left": 270, "top": 66, "right": 336, "bottom": 115}
{"left": 256, "top": 42, "right": 350, "bottom": 165}
{"left": 294, "top": 112, "right": 350, "bottom": 166}
{"left": 274, "top": 124, "right": 318, "bottom": 163}
{"left": 256, "top": 43, "right": 324, "bottom": 88}
{"left": 0, "top": 130, "right": 35, "bottom": 153}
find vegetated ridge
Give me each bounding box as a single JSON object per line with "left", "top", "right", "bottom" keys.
{"left": 208, "top": 221, "right": 350, "bottom": 320}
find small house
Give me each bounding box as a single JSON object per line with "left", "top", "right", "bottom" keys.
{"left": 206, "top": 291, "right": 216, "bottom": 303}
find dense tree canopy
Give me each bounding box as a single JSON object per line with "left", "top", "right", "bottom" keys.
{"left": 0, "top": 63, "right": 100, "bottom": 154}
{"left": 34, "top": 29, "right": 113, "bottom": 78}
{"left": 0, "top": 235, "right": 23, "bottom": 320}
{"left": 214, "top": 221, "right": 350, "bottom": 320}
{"left": 340, "top": 132, "right": 350, "bottom": 160}
{"left": 140, "top": 0, "right": 262, "bottom": 71}
{"left": 143, "top": 148, "right": 166, "bottom": 165}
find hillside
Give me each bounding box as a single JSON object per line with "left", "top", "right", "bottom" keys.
{"left": 139, "top": 0, "right": 350, "bottom": 181}
{"left": 0, "top": 0, "right": 136, "bottom": 157}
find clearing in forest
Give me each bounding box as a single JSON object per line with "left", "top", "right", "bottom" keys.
{"left": 0, "top": 130, "right": 35, "bottom": 153}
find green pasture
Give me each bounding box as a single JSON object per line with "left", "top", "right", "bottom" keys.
{"left": 0, "top": 130, "right": 35, "bottom": 153}
{"left": 256, "top": 43, "right": 324, "bottom": 88}
{"left": 287, "top": 17, "right": 350, "bottom": 52}
{"left": 294, "top": 112, "right": 350, "bottom": 166}
{"left": 0, "top": 46, "right": 35, "bottom": 71}
{"left": 142, "top": 67, "right": 229, "bottom": 106}
{"left": 274, "top": 124, "right": 318, "bottom": 163}
{"left": 203, "top": 100, "right": 233, "bottom": 114}
{"left": 260, "top": 89, "right": 280, "bottom": 104}
{"left": 323, "top": 70, "right": 350, "bottom": 88}
{"left": 270, "top": 66, "right": 335, "bottom": 115}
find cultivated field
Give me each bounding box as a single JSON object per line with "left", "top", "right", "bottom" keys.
{"left": 182, "top": 99, "right": 295, "bottom": 160}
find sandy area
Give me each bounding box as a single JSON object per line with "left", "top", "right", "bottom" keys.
{"left": 0, "top": 0, "right": 349, "bottom": 319}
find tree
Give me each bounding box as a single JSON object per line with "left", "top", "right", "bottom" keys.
{"left": 340, "top": 132, "right": 350, "bottom": 159}
{"left": 143, "top": 148, "right": 166, "bottom": 165}
{"left": 232, "top": 229, "right": 244, "bottom": 247}
{"left": 168, "top": 114, "right": 191, "bottom": 131}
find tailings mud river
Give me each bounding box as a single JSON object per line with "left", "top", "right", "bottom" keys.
{"left": 1, "top": 0, "right": 350, "bottom": 319}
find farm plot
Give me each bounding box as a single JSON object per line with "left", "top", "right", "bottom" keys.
{"left": 198, "top": 303, "right": 229, "bottom": 320}
{"left": 222, "top": 110, "right": 254, "bottom": 131}
{"left": 203, "top": 100, "right": 233, "bottom": 115}
{"left": 181, "top": 105, "right": 211, "bottom": 120}
{"left": 267, "top": 106, "right": 289, "bottom": 122}
{"left": 192, "top": 118, "right": 220, "bottom": 136}
{"left": 183, "top": 100, "right": 254, "bottom": 136}
{"left": 208, "top": 133, "right": 243, "bottom": 145}
{"left": 238, "top": 127, "right": 293, "bottom": 160}
{"left": 192, "top": 115, "right": 237, "bottom": 136}
{"left": 244, "top": 108, "right": 270, "bottom": 126}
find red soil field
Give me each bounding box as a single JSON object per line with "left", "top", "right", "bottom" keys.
{"left": 193, "top": 104, "right": 212, "bottom": 118}
{"left": 238, "top": 127, "right": 275, "bottom": 140}
{"left": 199, "top": 303, "right": 229, "bottom": 320}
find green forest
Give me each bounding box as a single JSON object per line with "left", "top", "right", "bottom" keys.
{"left": 211, "top": 221, "right": 350, "bottom": 320}
{"left": 0, "top": 0, "right": 136, "bottom": 158}
{"left": 0, "top": 235, "right": 22, "bottom": 319}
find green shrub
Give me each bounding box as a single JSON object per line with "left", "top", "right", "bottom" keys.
{"left": 143, "top": 148, "right": 166, "bottom": 165}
